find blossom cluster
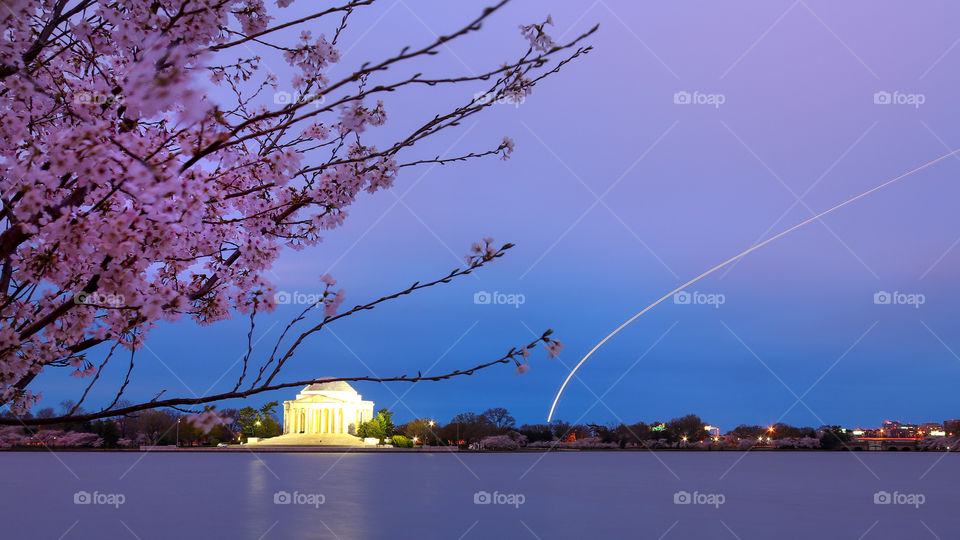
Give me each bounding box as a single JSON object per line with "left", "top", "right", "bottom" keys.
{"left": 0, "top": 0, "right": 397, "bottom": 412}
{"left": 519, "top": 15, "right": 556, "bottom": 53}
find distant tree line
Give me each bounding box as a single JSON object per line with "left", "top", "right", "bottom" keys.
{"left": 397, "top": 412, "right": 860, "bottom": 450}
{"left": 0, "top": 400, "right": 283, "bottom": 448}
{"left": 0, "top": 401, "right": 942, "bottom": 452}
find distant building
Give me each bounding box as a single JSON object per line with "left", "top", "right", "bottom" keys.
{"left": 282, "top": 381, "right": 374, "bottom": 435}
{"left": 880, "top": 420, "right": 918, "bottom": 438}
{"left": 852, "top": 419, "right": 954, "bottom": 442}
{"left": 919, "top": 422, "right": 943, "bottom": 436}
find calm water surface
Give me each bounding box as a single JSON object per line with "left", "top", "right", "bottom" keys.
{"left": 1, "top": 451, "right": 957, "bottom": 539}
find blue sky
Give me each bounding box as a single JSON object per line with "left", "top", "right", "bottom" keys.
{"left": 38, "top": 0, "right": 960, "bottom": 431}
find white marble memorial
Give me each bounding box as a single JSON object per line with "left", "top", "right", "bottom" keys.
{"left": 282, "top": 381, "right": 374, "bottom": 435}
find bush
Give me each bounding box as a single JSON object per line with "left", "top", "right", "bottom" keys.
{"left": 566, "top": 438, "right": 616, "bottom": 449}
{"left": 391, "top": 435, "right": 413, "bottom": 448}
{"left": 479, "top": 434, "right": 522, "bottom": 450}
{"left": 918, "top": 436, "right": 957, "bottom": 451}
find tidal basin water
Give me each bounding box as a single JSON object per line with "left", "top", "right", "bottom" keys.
{"left": 2, "top": 451, "right": 958, "bottom": 539}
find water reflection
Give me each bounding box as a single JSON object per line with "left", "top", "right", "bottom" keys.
{"left": 0, "top": 452, "right": 956, "bottom": 538}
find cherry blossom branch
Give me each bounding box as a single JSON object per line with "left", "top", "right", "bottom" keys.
{"left": 67, "top": 341, "right": 121, "bottom": 416}
{"left": 180, "top": 2, "right": 510, "bottom": 170}
{"left": 105, "top": 347, "right": 137, "bottom": 411}
{"left": 220, "top": 25, "right": 596, "bottom": 162}
{"left": 0, "top": 0, "right": 83, "bottom": 79}
{"left": 2, "top": 330, "right": 557, "bottom": 426}
{"left": 259, "top": 242, "right": 515, "bottom": 388}
{"left": 0, "top": 2, "right": 589, "bottom": 416}
{"left": 209, "top": 1, "right": 375, "bottom": 52}
{"left": 232, "top": 303, "right": 259, "bottom": 392}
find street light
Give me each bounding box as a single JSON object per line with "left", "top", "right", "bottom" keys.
{"left": 176, "top": 418, "right": 180, "bottom": 447}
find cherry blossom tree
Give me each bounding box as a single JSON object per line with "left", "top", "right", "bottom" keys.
{"left": 478, "top": 433, "right": 524, "bottom": 450}
{"left": 0, "top": 425, "right": 103, "bottom": 447}
{"left": 0, "top": 0, "right": 592, "bottom": 424}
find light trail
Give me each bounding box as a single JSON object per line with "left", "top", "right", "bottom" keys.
{"left": 547, "top": 148, "right": 960, "bottom": 422}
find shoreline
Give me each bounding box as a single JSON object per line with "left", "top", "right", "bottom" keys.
{"left": 0, "top": 446, "right": 952, "bottom": 454}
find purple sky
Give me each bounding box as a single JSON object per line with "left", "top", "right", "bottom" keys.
{"left": 37, "top": 0, "right": 960, "bottom": 430}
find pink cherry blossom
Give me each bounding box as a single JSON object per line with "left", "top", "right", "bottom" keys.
{"left": 324, "top": 289, "right": 346, "bottom": 317}
{"left": 188, "top": 409, "right": 231, "bottom": 434}
{"left": 0, "top": 1, "right": 590, "bottom": 418}
{"left": 500, "top": 137, "right": 516, "bottom": 160}
{"left": 519, "top": 17, "right": 556, "bottom": 53}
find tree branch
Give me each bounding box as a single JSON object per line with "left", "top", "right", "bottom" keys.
{"left": 2, "top": 330, "right": 554, "bottom": 426}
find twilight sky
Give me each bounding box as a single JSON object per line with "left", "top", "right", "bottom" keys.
{"left": 38, "top": 0, "right": 960, "bottom": 430}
